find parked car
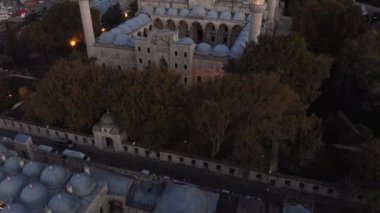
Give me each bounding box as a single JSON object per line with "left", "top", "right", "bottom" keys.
{"left": 63, "top": 149, "right": 91, "bottom": 162}
{"left": 53, "top": 137, "right": 73, "bottom": 148}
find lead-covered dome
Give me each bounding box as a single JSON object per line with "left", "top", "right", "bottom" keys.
{"left": 97, "top": 32, "right": 114, "bottom": 44}
{"left": 166, "top": 8, "right": 178, "bottom": 16}
{"left": 195, "top": 43, "right": 211, "bottom": 55}
{"left": 22, "top": 161, "right": 45, "bottom": 180}
{"left": 110, "top": 27, "right": 123, "bottom": 35}
{"left": 179, "top": 8, "right": 189, "bottom": 16}
{"left": 20, "top": 182, "right": 49, "bottom": 209}
{"left": 2, "top": 157, "right": 23, "bottom": 176}
{"left": 154, "top": 7, "right": 166, "bottom": 16}
{"left": 190, "top": 5, "right": 206, "bottom": 17}
{"left": 2, "top": 204, "right": 28, "bottom": 213}
{"left": 212, "top": 44, "right": 229, "bottom": 57}
{"left": 0, "top": 170, "right": 6, "bottom": 182}
{"left": 233, "top": 12, "right": 245, "bottom": 21}
{"left": 138, "top": 13, "right": 151, "bottom": 23}
{"left": 177, "top": 37, "right": 194, "bottom": 45}
{"left": 229, "top": 45, "right": 244, "bottom": 58}
{"left": 154, "top": 184, "right": 208, "bottom": 213}
{"left": 119, "top": 24, "right": 132, "bottom": 34}
{"left": 68, "top": 173, "right": 96, "bottom": 197}
{"left": 40, "top": 165, "right": 70, "bottom": 189}
{"left": 100, "top": 113, "right": 115, "bottom": 126}
{"left": 126, "top": 19, "right": 139, "bottom": 30}
{"left": 207, "top": 10, "right": 218, "bottom": 19}
{"left": 219, "top": 11, "right": 231, "bottom": 20}
{"left": 0, "top": 175, "right": 27, "bottom": 202}
{"left": 0, "top": 144, "right": 7, "bottom": 154}
{"left": 113, "top": 34, "right": 130, "bottom": 46}
{"left": 47, "top": 192, "right": 80, "bottom": 213}
{"left": 141, "top": 6, "right": 154, "bottom": 14}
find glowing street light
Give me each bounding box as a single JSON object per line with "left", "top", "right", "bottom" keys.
{"left": 69, "top": 39, "right": 77, "bottom": 47}
{"left": 124, "top": 11, "right": 128, "bottom": 18}
{"left": 101, "top": 27, "right": 106, "bottom": 32}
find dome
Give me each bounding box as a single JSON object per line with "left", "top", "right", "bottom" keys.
{"left": 0, "top": 170, "right": 6, "bottom": 182}
{"left": 134, "top": 17, "right": 146, "bottom": 26}
{"left": 119, "top": 24, "right": 132, "bottom": 34}
{"left": 195, "top": 43, "right": 211, "bottom": 55}
{"left": 154, "top": 184, "right": 208, "bottom": 213}
{"left": 47, "top": 192, "right": 80, "bottom": 213}
{"left": 190, "top": 5, "right": 206, "bottom": 17}
{"left": 233, "top": 12, "right": 245, "bottom": 21}
{"left": 207, "top": 10, "right": 218, "bottom": 19}
{"left": 212, "top": 44, "right": 229, "bottom": 57}
{"left": 154, "top": 7, "right": 166, "bottom": 16}
{"left": 126, "top": 19, "right": 139, "bottom": 30}
{"left": 68, "top": 173, "right": 96, "bottom": 197}
{"left": 138, "top": 13, "right": 151, "bottom": 23}
{"left": 219, "top": 11, "right": 231, "bottom": 20}
{"left": 20, "top": 182, "right": 49, "bottom": 209}
{"left": 179, "top": 8, "right": 189, "bottom": 16}
{"left": 2, "top": 204, "right": 28, "bottom": 213}
{"left": 229, "top": 45, "right": 244, "bottom": 58}
{"left": 40, "top": 165, "right": 70, "bottom": 188}
{"left": 2, "top": 157, "right": 23, "bottom": 176}
{"left": 113, "top": 34, "right": 130, "bottom": 46}
{"left": 0, "top": 144, "right": 7, "bottom": 153}
{"left": 97, "top": 32, "right": 114, "bottom": 44}
{"left": 110, "top": 27, "right": 123, "bottom": 35}
{"left": 141, "top": 6, "right": 154, "bottom": 14}
{"left": 0, "top": 175, "right": 27, "bottom": 202}
{"left": 166, "top": 8, "right": 178, "bottom": 16}
{"left": 177, "top": 37, "right": 194, "bottom": 45}
{"left": 22, "top": 161, "right": 45, "bottom": 179}
{"left": 127, "top": 38, "right": 135, "bottom": 47}
{"left": 100, "top": 113, "right": 115, "bottom": 125}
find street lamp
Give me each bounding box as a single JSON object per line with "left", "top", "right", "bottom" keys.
{"left": 124, "top": 11, "right": 128, "bottom": 18}
{"left": 69, "top": 39, "right": 77, "bottom": 47}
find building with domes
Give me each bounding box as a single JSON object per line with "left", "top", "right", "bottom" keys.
{"left": 79, "top": 0, "right": 280, "bottom": 85}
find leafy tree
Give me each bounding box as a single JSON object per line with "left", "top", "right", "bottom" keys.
{"left": 102, "top": 3, "right": 124, "bottom": 30}
{"left": 226, "top": 34, "right": 331, "bottom": 104}
{"left": 0, "top": 73, "right": 14, "bottom": 112}
{"left": 0, "top": 54, "right": 14, "bottom": 68}
{"left": 25, "top": 59, "right": 109, "bottom": 131}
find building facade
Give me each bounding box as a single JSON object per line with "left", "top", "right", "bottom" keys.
{"left": 79, "top": 0, "right": 279, "bottom": 85}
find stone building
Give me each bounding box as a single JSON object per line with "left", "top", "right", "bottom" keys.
{"left": 79, "top": 0, "right": 279, "bottom": 85}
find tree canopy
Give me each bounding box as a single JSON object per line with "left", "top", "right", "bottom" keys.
{"left": 101, "top": 3, "right": 124, "bottom": 30}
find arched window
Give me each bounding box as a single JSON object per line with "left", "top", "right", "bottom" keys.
{"left": 154, "top": 18, "right": 164, "bottom": 30}
{"left": 143, "top": 28, "right": 148, "bottom": 37}
{"left": 205, "top": 23, "right": 216, "bottom": 46}
{"left": 216, "top": 24, "right": 229, "bottom": 45}
{"left": 166, "top": 19, "right": 176, "bottom": 31}
{"left": 190, "top": 22, "right": 203, "bottom": 43}
{"left": 178, "top": 21, "right": 189, "bottom": 38}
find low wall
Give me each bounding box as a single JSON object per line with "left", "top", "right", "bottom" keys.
{"left": 0, "top": 117, "right": 364, "bottom": 202}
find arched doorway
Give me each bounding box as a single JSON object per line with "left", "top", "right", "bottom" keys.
{"left": 105, "top": 137, "right": 114, "bottom": 149}
{"left": 178, "top": 21, "right": 188, "bottom": 38}
{"left": 216, "top": 24, "right": 229, "bottom": 45}
{"left": 230, "top": 25, "right": 243, "bottom": 47}
{"left": 190, "top": 22, "right": 203, "bottom": 43}
{"left": 154, "top": 18, "right": 164, "bottom": 30}
{"left": 166, "top": 19, "right": 176, "bottom": 31}
{"left": 159, "top": 58, "right": 168, "bottom": 71}
{"left": 204, "top": 23, "right": 216, "bottom": 46}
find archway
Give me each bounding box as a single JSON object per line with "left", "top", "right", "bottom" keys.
{"left": 154, "top": 18, "right": 164, "bottom": 30}
{"left": 137, "top": 32, "right": 142, "bottom": 37}
{"left": 216, "top": 24, "right": 229, "bottom": 45}
{"left": 159, "top": 58, "right": 168, "bottom": 71}
{"left": 143, "top": 28, "right": 148, "bottom": 37}
{"left": 105, "top": 137, "right": 114, "bottom": 149}
{"left": 229, "top": 25, "right": 243, "bottom": 47}
{"left": 178, "top": 21, "right": 188, "bottom": 38}
{"left": 109, "top": 200, "right": 123, "bottom": 213}
{"left": 190, "top": 22, "right": 203, "bottom": 43}
{"left": 204, "top": 23, "right": 216, "bottom": 46}
{"left": 166, "top": 19, "right": 176, "bottom": 31}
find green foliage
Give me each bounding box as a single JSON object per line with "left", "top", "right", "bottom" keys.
{"left": 226, "top": 34, "right": 331, "bottom": 104}
{"left": 101, "top": 3, "right": 124, "bottom": 29}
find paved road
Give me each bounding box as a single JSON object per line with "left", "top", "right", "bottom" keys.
{"left": 0, "top": 129, "right": 364, "bottom": 213}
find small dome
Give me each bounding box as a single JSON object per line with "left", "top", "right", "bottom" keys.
{"left": 0, "top": 175, "right": 27, "bottom": 202}
{"left": 0, "top": 144, "right": 7, "bottom": 153}
{"left": 0, "top": 170, "right": 6, "bottom": 182}
{"left": 233, "top": 12, "right": 245, "bottom": 21}
{"left": 190, "top": 5, "right": 206, "bottom": 17}
{"left": 20, "top": 182, "right": 49, "bottom": 209}
{"left": 195, "top": 43, "right": 211, "bottom": 55}
{"left": 154, "top": 184, "right": 208, "bottom": 213}
{"left": 113, "top": 34, "right": 130, "bottom": 46}
{"left": 40, "top": 165, "right": 70, "bottom": 189}
{"left": 219, "top": 11, "right": 231, "bottom": 20}
{"left": 138, "top": 13, "right": 151, "bottom": 23}
{"left": 2, "top": 157, "right": 23, "bottom": 176}
{"left": 2, "top": 204, "right": 28, "bottom": 213}
{"left": 126, "top": 19, "right": 139, "bottom": 30}
{"left": 212, "top": 44, "right": 229, "bottom": 57}
{"left": 48, "top": 192, "right": 80, "bottom": 213}
{"left": 177, "top": 37, "right": 194, "bottom": 45}
{"left": 68, "top": 173, "right": 96, "bottom": 197}
{"left": 134, "top": 17, "right": 146, "bottom": 26}
{"left": 119, "top": 24, "right": 132, "bottom": 34}
{"left": 97, "top": 32, "right": 114, "bottom": 44}
{"left": 179, "top": 8, "right": 189, "bottom": 16}
{"left": 229, "top": 45, "right": 244, "bottom": 58}
{"left": 110, "top": 27, "right": 123, "bottom": 35}
{"left": 22, "top": 161, "right": 45, "bottom": 179}
{"left": 166, "top": 8, "right": 178, "bottom": 16}
{"left": 127, "top": 38, "right": 135, "bottom": 47}
{"left": 154, "top": 7, "right": 166, "bottom": 16}
{"left": 207, "top": 10, "right": 218, "bottom": 19}
{"left": 100, "top": 113, "right": 115, "bottom": 125}
{"left": 141, "top": 6, "right": 154, "bottom": 14}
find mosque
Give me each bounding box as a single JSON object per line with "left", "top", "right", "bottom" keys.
{"left": 79, "top": 0, "right": 279, "bottom": 85}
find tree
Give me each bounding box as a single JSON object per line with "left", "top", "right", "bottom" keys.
{"left": 25, "top": 59, "right": 110, "bottom": 131}
{"left": 0, "top": 73, "right": 14, "bottom": 112}
{"left": 291, "top": 0, "right": 369, "bottom": 55}
{"left": 226, "top": 34, "right": 331, "bottom": 104}
{"left": 102, "top": 3, "right": 124, "bottom": 30}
